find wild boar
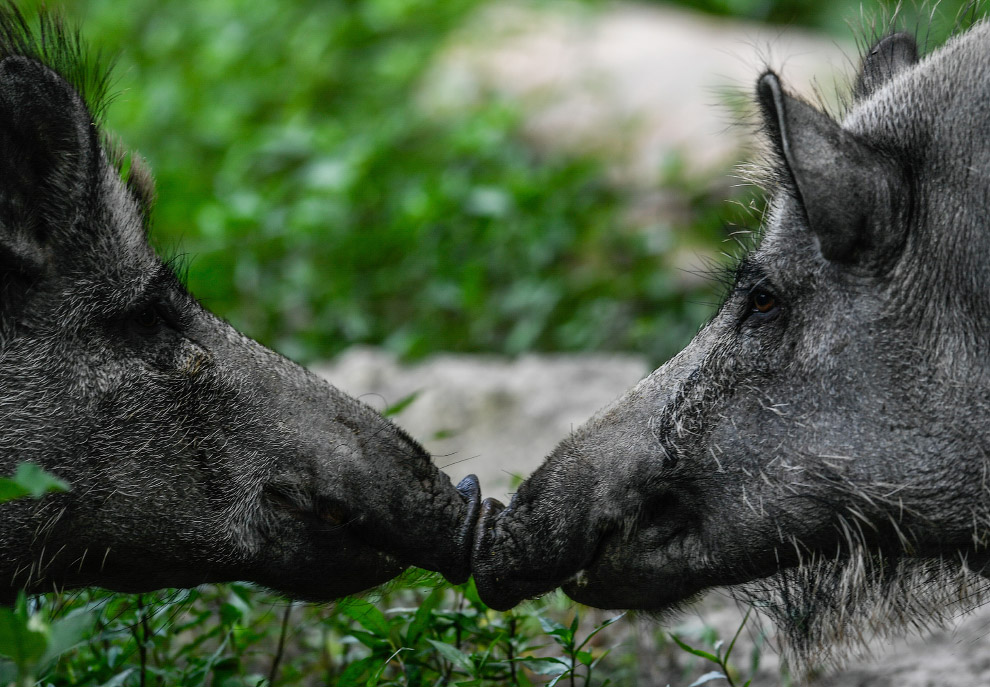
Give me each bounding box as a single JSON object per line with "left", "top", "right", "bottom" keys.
{"left": 473, "top": 23, "right": 990, "bottom": 667}
{"left": 0, "top": 6, "right": 479, "bottom": 603}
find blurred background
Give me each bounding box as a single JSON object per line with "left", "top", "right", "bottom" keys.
{"left": 49, "top": 0, "right": 974, "bottom": 367}
{"left": 15, "top": 2, "right": 990, "bottom": 686}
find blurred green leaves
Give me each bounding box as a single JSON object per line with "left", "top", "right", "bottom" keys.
{"left": 0, "top": 463, "right": 69, "bottom": 503}
{"left": 58, "top": 0, "right": 735, "bottom": 366}
{"left": 52, "top": 0, "right": 984, "bottom": 371}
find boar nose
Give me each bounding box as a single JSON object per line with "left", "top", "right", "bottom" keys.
{"left": 472, "top": 496, "right": 525, "bottom": 609}
{"left": 444, "top": 474, "right": 482, "bottom": 584}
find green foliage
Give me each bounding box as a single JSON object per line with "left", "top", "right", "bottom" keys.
{"left": 68, "top": 0, "right": 976, "bottom": 368}
{"left": 48, "top": 0, "right": 735, "bottom": 366}
{"left": 0, "top": 466, "right": 78, "bottom": 687}
{"left": 5, "top": 580, "right": 633, "bottom": 687}
{"left": 652, "top": 0, "right": 981, "bottom": 41}
{"left": 0, "top": 593, "right": 96, "bottom": 687}
{"left": 0, "top": 464, "right": 69, "bottom": 504}
{"left": 3, "top": 577, "right": 766, "bottom": 686}
{"left": 534, "top": 609, "right": 626, "bottom": 686}
{"left": 667, "top": 609, "right": 767, "bottom": 687}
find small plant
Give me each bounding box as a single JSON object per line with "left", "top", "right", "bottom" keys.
{"left": 4, "top": 578, "right": 634, "bottom": 686}
{"left": 669, "top": 609, "right": 759, "bottom": 687}
{"left": 0, "top": 464, "right": 86, "bottom": 687}
{"left": 528, "top": 609, "right": 626, "bottom": 687}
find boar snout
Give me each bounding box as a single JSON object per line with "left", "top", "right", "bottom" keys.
{"left": 472, "top": 452, "right": 609, "bottom": 611}
{"left": 447, "top": 474, "right": 483, "bottom": 583}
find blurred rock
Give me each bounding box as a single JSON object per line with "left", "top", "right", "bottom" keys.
{"left": 312, "top": 347, "right": 649, "bottom": 498}
{"left": 423, "top": 0, "right": 853, "bottom": 187}
{"left": 813, "top": 609, "right": 990, "bottom": 687}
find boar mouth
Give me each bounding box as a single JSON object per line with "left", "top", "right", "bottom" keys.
{"left": 558, "top": 531, "right": 710, "bottom": 611}
{"left": 263, "top": 483, "right": 354, "bottom": 529}
{"left": 472, "top": 490, "right": 753, "bottom": 612}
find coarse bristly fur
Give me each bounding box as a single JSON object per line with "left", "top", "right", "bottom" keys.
{"left": 471, "top": 3, "right": 990, "bottom": 677}
{"left": 0, "top": 2, "right": 482, "bottom": 603}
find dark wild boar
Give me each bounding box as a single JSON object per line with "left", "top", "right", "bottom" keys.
{"left": 0, "top": 6, "right": 480, "bottom": 603}
{"left": 473, "top": 22, "right": 990, "bottom": 666}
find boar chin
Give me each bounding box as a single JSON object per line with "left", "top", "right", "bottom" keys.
{"left": 559, "top": 526, "right": 771, "bottom": 611}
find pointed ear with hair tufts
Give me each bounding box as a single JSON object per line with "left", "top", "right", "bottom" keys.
{"left": 757, "top": 70, "right": 908, "bottom": 265}
{"left": 856, "top": 32, "right": 918, "bottom": 99}
{"left": 0, "top": 54, "right": 98, "bottom": 276}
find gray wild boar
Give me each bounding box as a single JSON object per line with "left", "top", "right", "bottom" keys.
{"left": 0, "top": 7, "right": 480, "bottom": 603}
{"left": 473, "top": 24, "right": 990, "bottom": 665}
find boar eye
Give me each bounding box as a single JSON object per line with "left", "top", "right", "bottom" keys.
{"left": 753, "top": 291, "right": 777, "bottom": 313}
{"left": 131, "top": 305, "right": 162, "bottom": 334}
{"left": 751, "top": 290, "right": 776, "bottom": 314}
{"left": 318, "top": 501, "right": 349, "bottom": 527}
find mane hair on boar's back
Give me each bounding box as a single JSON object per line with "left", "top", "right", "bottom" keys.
{"left": 470, "top": 7, "right": 990, "bottom": 675}
{"left": 0, "top": 4, "right": 482, "bottom": 603}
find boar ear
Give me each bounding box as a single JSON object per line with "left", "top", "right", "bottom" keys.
{"left": 856, "top": 32, "right": 918, "bottom": 98}
{"left": 757, "top": 71, "right": 905, "bottom": 264}
{"left": 0, "top": 55, "right": 97, "bottom": 275}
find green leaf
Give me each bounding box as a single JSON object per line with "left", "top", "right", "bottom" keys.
{"left": 335, "top": 656, "right": 379, "bottom": 687}
{"left": 339, "top": 599, "right": 391, "bottom": 637}
{"left": 688, "top": 671, "right": 728, "bottom": 686}
{"left": 576, "top": 611, "right": 626, "bottom": 651}
{"left": 405, "top": 587, "right": 444, "bottom": 647}
{"left": 0, "top": 606, "right": 48, "bottom": 668}
{"left": 519, "top": 656, "right": 569, "bottom": 676}
{"left": 669, "top": 634, "right": 720, "bottom": 664}
{"left": 537, "top": 615, "right": 566, "bottom": 635}
{"left": 11, "top": 463, "right": 70, "bottom": 498}
{"left": 724, "top": 607, "right": 751, "bottom": 665}
{"left": 99, "top": 668, "right": 136, "bottom": 687}
{"left": 0, "top": 480, "right": 29, "bottom": 503}
{"left": 382, "top": 390, "right": 420, "bottom": 417}
{"left": 537, "top": 614, "right": 574, "bottom": 648}
{"left": 590, "top": 647, "right": 613, "bottom": 670}
{"left": 220, "top": 602, "right": 245, "bottom": 626}
{"left": 425, "top": 639, "right": 474, "bottom": 675}
{"left": 462, "top": 578, "right": 484, "bottom": 608}
{"left": 367, "top": 647, "right": 411, "bottom": 687}
{"left": 0, "top": 658, "right": 17, "bottom": 684}
{"left": 39, "top": 609, "right": 96, "bottom": 666}
{"left": 342, "top": 629, "right": 390, "bottom": 652}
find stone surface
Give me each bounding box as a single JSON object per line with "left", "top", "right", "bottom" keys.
{"left": 312, "top": 347, "right": 649, "bottom": 499}
{"left": 424, "top": 0, "right": 852, "bottom": 187}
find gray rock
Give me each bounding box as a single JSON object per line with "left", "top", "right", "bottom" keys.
{"left": 424, "top": 0, "right": 851, "bottom": 186}
{"left": 312, "top": 348, "right": 649, "bottom": 498}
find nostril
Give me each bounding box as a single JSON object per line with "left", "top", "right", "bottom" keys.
{"left": 455, "top": 474, "right": 482, "bottom": 546}
{"left": 456, "top": 474, "right": 481, "bottom": 505}
{"left": 263, "top": 483, "right": 307, "bottom": 516}
{"left": 314, "top": 497, "right": 349, "bottom": 527}
{"left": 264, "top": 483, "right": 350, "bottom": 527}
{"left": 476, "top": 497, "right": 506, "bottom": 532}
